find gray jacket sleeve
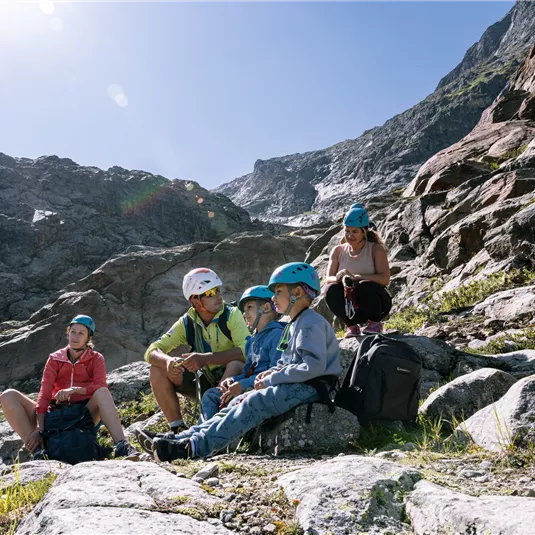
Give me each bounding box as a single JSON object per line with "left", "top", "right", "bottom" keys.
{"left": 263, "top": 323, "right": 327, "bottom": 387}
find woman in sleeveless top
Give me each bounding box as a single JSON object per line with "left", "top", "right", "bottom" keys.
{"left": 324, "top": 204, "right": 391, "bottom": 337}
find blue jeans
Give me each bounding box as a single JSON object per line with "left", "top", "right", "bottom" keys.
{"left": 200, "top": 387, "right": 224, "bottom": 421}
{"left": 178, "top": 383, "right": 318, "bottom": 458}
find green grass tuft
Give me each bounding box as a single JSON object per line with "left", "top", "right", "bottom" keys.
{"left": 0, "top": 468, "right": 57, "bottom": 535}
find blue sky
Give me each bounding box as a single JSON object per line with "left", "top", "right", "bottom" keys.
{"left": 0, "top": 1, "right": 514, "bottom": 189}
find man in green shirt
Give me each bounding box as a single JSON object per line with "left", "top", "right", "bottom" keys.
{"left": 144, "top": 268, "right": 249, "bottom": 433}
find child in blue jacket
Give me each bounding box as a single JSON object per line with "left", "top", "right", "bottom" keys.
{"left": 148, "top": 262, "right": 342, "bottom": 461}
{"left": 200, "top": 285, "right": 284, "bottom": 420}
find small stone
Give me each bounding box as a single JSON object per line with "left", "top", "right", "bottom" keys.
{"left": 518, "top": 487, "right": 535, "bottom": 497}
{"left": 220, "top": 509, "right": 236, "bottom": 523}
{"left": 243, "top": 509, "right": 258, "bottom": 518}
{"left": 194, "top": 462, "right": 219, "bottom": 481}
{"left": 459, "top": 469, "right": 485, "bottom": 478}
{"left": 192, "top": 476, "right": 203, "bottom": 483}
{"left": 479, "top": 461, "right": 492, "bottom": 471}
{"left": 204, "top": 477, "right": 220, "bottom": 487}
{"left": 401, "top": 442, "right": 417, "bottom": 452}
{"left": 263, "top": 524, "right": 277, "bottom": 534}
{"left": 518, "top": 477, "right": 532, "bottom": 484}
{"left": 474, "top": 475, "right": 489, "bottom": 483}
{"left": 250, "top": 528, "right": 262, "bottom": 535}
{"left": 224, "top": 493, "right": 237, "bottom": 502}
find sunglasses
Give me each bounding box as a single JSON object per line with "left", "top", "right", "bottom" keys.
{"left": 199, "top": 286, "right": 221, "bottom": 298}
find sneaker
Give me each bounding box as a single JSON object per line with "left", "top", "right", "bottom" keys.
{"left": 343, "top": 324, "right": 361, "bottom": 338}
{"left": 114, "top": 439, "right": 141, "bottom": 461}
{"left": 153, "top": 437, "right": 191, "bottom": 462}
{"left": 133, "top": 429, "right": 175, "bottom": 454}
{"left": 362, "top": 321, "right": 383, "bottom": 334}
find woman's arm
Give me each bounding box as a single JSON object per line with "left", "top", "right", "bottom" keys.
{"left": 324, "top": 245, "right": 343, "bottom": 284}
{"left": 35, "top": 358, "right": 58, "bottom": 415}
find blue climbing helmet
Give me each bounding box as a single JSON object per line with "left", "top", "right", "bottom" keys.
{"left": 268, "top": 262, "right": 321, "bottom": 294}
{"left": 343, "top": 204, "right": 369, "bottom": 228}
{"left": 69, "top": 315, "right": 95, "bottom": 335}
{"left": 238, "top": 286, "right": 274, "bottom": 312}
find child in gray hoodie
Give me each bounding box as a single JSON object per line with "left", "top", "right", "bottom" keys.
{"left": 150, "top": 262, "right": 342, "bottom": 461}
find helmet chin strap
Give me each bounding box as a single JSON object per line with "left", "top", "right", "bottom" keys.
{"left": 284, "top": 294, "right": 298, "bottom": 316}
{"left": 249, "top": 300, "right": 266, "bottom": 334}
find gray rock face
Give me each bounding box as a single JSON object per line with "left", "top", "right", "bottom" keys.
{"left": 0, "top": 232, "right": 314, "bottom": 385}
{"left": 278, "top": 455, "right": 421, "bottom": 535}
{"left": 0, "top": 155, "right": 254, "bottom": 322}
{"left": 456, "top": 374, "right": 535, "bottom": 451}
{"left": 216, "top": 2, "right": 535, "bottom": 224}
{"left": 16, "top": 460, "right": 231, "bottom": 535}
{"left": 258, "top": 403, "right": 359, "bottom": 455}
{"left": 0, "top": 460, "right": 68, "bottom": 490}
{"left": 419, "top": 368, "right": 517, "bottom": 426}
{"left": 406, "top": 479, "right": 535, "bottom": 535}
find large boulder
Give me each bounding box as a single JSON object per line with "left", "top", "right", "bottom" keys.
{"left": 257, "top": 403, "right": 359, "bottom": 455}
{"left": 107, "top": 361, "right": 151, "bottom": 404}
{"left": 278, "top": 455, "right": 421, "bottom": 535}
{"left": 16, "top": 460, "right": 232, "bottom": 535}
{"left": 0, "top": 460, "right": 68, "bottom": 490}
{"left": 0, "top": 420, "right": 24, "bottom": 464}
{"left": 472, "top": 285, "right": 535, "bottom": 321}
{"left": 418, "top": 368, "right": 517, "bottom": 426}
{"left": 456, "top": 375, "right": 535, "bottom": 451}
{"left": 0, "top": 232, "right": 313, "bottom": 384}
{"left": 406, "top": 479, "right": 535, "bottom": 535}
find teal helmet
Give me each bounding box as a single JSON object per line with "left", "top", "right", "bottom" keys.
{"left": 343, "top": 205, "right": 369, "bottom": 228}
{"left": 238, "top": 286, "right": 274, "bottom": 312}
{"left": 268, "top": 262, "right": 321, "bottom": 294}
{"left": 69, "top": 315, "right": 95, "bottom": 335}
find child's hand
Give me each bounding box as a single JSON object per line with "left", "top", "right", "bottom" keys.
{"left": 220, "top": 381, "right": 243, "bottom": 408}
{"left": 219, "top": 377, "right": 235, "bottom": 392}
{"left": 254, "top": 376, "right": 266, "bottom": 390}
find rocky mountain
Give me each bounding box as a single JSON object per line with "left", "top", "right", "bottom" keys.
{"left": 215, "top": 1, "right": 535, "bottom": 225}
{"left": 0, "top": 154, "right": 253, "bottom": 322}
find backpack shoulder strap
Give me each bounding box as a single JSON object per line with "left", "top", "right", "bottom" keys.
{"left": 182, "top": 314, "right": 195, "bottom": 350}
{"left": 218, "top": 304, "right": 233, "bottom": 342}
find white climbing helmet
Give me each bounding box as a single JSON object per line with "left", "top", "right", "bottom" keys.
{"left": 182, "top": 268, "right": 223, "bottom": 301}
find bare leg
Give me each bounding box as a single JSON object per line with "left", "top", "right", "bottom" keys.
{"left": 219, "top": 360, "right": 245, "bottom": 384}
{"left": 86, "top": 387, "right": 125, "bottom": 443}
{"left": 149, "top": 365, "right": 183, "bottom": 422}
{"left": 0, "top": 389, "right": 37, "bottom": 442}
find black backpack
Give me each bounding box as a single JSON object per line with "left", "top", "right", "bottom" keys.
{"left": 183, "top": 304, "right": 233, "bottom": 351}
{"left": 334, "top": 335, "right": 422, "bottom": 425}
{"left": 42, "top": 403, "right": 102, "bottom": 465}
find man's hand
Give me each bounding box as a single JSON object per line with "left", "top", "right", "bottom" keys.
{"left": 54, "top": 388, "right": 77, "bottom": 402}
{"left": 182, "top": 353, "right": 208, "bottom": 372}
{"left": 219, "top": 377, "right": 235, "bottom": 392}
{"left": 220, "top": 381, "right": 243, "bottom": 407}
{"left": 25, "top": 429, "right": 43, "bottom": 453}
{"left": 166, "top": 357, "right": 185, "bottom": 379}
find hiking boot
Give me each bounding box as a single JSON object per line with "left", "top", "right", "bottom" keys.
{"left": 153, "top": 437, "right": 191, "bottom": 462}
{"left": 114, "top": 439, "right": 141, "bottom": 461}
{"left": 362, "top": 321, "right": 383, "bottom": 334}
{"left": 344, "top": 324, "right": 361, "bottom": 338}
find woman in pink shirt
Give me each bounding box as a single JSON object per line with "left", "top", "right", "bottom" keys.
{"left": 324, "top": 204, "right": 392, "bottom": 337}
{"left": 0, "top": 315, "right": 139, "bottom": 460}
